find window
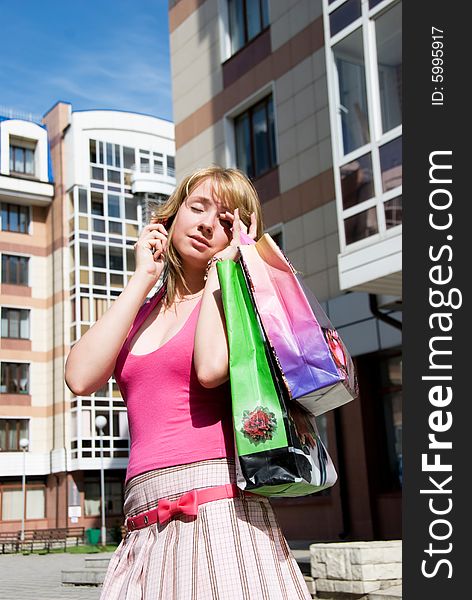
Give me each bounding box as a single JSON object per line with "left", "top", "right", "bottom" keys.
{"left": 0, "top": 419, "right": 29, "bottom": 450}
{"left": 166, "top": 155, "right": 175, "bottom": 177}
{"left": 340, "top": 153, "right": 374, "bottom": 209}
{"left": 228, "top": 0, "right": 269, "bottom": 55}
{"left": 108, "top": 195, "right": 121, "bottom": 218}
{"left": 1, "top": 486, "right": 45, "bottom": 520}
{"left": 1, "top": 202, "right": 29, "bottom": 233}
{"left": 10, "top": 144, "right": 35, "bottom": 176}
{"left": 235, "top": 95, "right": 276, "bottom": 179}
{"left": 329, "top": 0, "right": 361, "bottom": 37}
{"left": 123, "top": 146, "right": 135, "bottom": 169}
{"left": 84, "top": 480, "right": 122, "bottom": 516}
{"left": 92, "top": 246, "right": 106, "bottom": 268}
{"left": 153, "top": 153, "right": 164, "bottom": 175}
{"left": 375, "top": 1, "right": 402, "bottom": 133}
{"left": 1, "top": 308, "right": 30, "bottom": 339}
{"left": 1, "top": 254, "right": 29, "bottom": 285}
{"left": 89, "top": 139, "right": 105, "bottom": 165}
{"left": 333, "top": 27, "right": 370, "bottom": 155}
{"left": 109, "top": 247, "right": 123, "bottom": 271}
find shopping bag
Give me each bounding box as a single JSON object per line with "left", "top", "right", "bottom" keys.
{"left": 238, "top": 232, "right": 358, "bottom": 416}
{"left": 216, "top": 258, "right": 337, "bottom": 497}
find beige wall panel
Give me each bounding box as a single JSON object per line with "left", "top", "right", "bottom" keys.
{"left": 175, "top": 121, "right": 225, "bottom": 177}
{"left": 270, "top": 0, "right": 322, "bottom": 51}
{"left": 302, "top": 269, "right": 329, "bottom": 303}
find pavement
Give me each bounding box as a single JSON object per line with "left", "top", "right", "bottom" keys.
{"left": 0, "top": 552, "right": 113, "bottom": 600}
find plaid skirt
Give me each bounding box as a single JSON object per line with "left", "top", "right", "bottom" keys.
{"left": 100, "top": 457, "right": 312, "bottom": 599}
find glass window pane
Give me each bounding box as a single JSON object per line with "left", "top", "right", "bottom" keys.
{"left": 107, "top": 170, "right": 121, "bottom": 184}
{"left": 10, "top": 310, "right": 20, "bottom": 338}
{"left": 79, "top": 243, "right": 89, "bottom": 266}
{"left": 126, "top": 248, "right": 136, "bottom": 272}
{"left": 267, "top": 96, "right": 277, "bottom": 166}
{"left": 261, "top": 0, "right": 269, "bottom": 28}
{"left": 20, "top": 364, "right": 28, "bottom": 393}
{"left": 246, "top": 0, "right": 262, "bottom": 40}
{"left": 384, "top": 195, "right": 402, "bottom": 229}
{"left": 235, "top": 113, "right": 252, "bottom": 177}
{"left": 25, "top": 149, "right": 34, "bottom": 175}
{"left": 229, "top": 0, "right": 245, "bottom": 54}
{"left": 78, "top": 188, "right": 88, "bottom": 213}
{"left": 252, "top": 103, "right": 270, "bottom": 176}
{"left": 20, "top": 310, "right": 29, "bottom": 338}
{"left": 106, "top": 143, "right": 113, "bottom": 166}
{"left": 14, "top": 147, "right": 24, "bottom": 172}
{"left": 334, "top": 28, "right": 370, "bottom": 155}
{"left": 115, "top": 145, "right": 121, "bottom": 168}
{"left": 125, "top": 197, "right": 137, "bottom": 221}
{"left": 2, "top": 490, "right": 23, "bottom": 520}
{"left": 109, "top": 247, "right": 123, "bottom": 271}
{"left": 89, "top": 139, "right": 97, "bottom": 163}
{"left": 369, "top": 0, "right": 385, "bottom": 9}
{"left": 0, "top": 420, "right": 6, "bottom": 449}
{"left": 92, "top": 246, "right": 106, "bottom": 268}
{"left": 84, "top": 482, "right": 100, "bottom": 516}
{"left": 109, "top": 221, "right": 122, "bottom": 235}
{"left": 8, "top": 417, "right": 18, "bottom": 443}
{"left": 93, "top": 271, "right": 106, "bottom": 286}
{"left": 9, "top": 206, "right": 18, "bottom": 232}
{"left": 344, "top": 206, "right": 378, "bottom": 244}
{"left": 26, "top": 488, "right": 45, "bottom": 519}
{"left": 80, "top": 296, "right": 90, "bottom": 321}
{"left": 93, "top": 218, "right": 105, "bottom": 233}
{"left": 166, "top": 156, "right": 175, "bottom": 177}
{"left": 340, "top": 153, "right": 374, "bottom": 209}
{"left": 1, "top": 309, "right": 7, "bottom": 337}
{"left": 91, "top": 192, "right": 104, "bottom": 216}
{"left": 123, "top": 146, "right": 135, "bottom": 169}
{"left": 330, "top": 0, "right": 361, "bottom": 37}
{"left": 376, "top": 2, "right": 402, "bottom": 133}
{"left": 108, "top": 195, "right": 120, "bottom": 218}
{"left": 91, "top": 167, "right": 104, "bottom": 181}
{"left": 380, "top": 136, "right": 402, "bottom": 192}
{"left": 19, "top": 206, "right": 28, "bottom": 233}
{"left": 20, "top": 257, "right": 28, "bottom": 285}
{"left": 140, "top": 158, "right": 150, "bottom": 173}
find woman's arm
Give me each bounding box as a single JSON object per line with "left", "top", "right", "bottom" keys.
{"left": 65, "top": 270, "right": 158, "bottom": 396}
{"left": 65, "top": 221, "right": 168, "bottom": 396}
{"left": 193, "top": 262, "right": 230, "bottom": 388}
{"left": 194, "top": 208, "right": 257, "bottom": 389}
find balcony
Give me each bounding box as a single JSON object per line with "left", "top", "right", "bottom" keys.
{"left": 0, "top": 174, "right": 54, "bottom": 206}
{"left": 130, "top": 164, "right": 175, "bottom": 196}
{"left": 338, "top": 227, "right": 402, "bottom": 295}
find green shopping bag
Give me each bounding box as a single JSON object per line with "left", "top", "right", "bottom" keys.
{"left": 217, "top": 259, "right": 337, "bottom": 497}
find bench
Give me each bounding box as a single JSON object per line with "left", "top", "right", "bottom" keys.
{"left": 0, "top": 531, "right": 20, "bottom": 554}
{"left": 1, "top": 527, "right": 85, "bottom": 553}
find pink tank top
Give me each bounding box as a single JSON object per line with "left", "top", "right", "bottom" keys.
{"left": 114, "top": 287, "right": 235, "bottom": 485}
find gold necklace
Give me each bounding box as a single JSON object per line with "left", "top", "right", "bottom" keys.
{"left": 175, "top": 290, "right": 204, "bottom": 303}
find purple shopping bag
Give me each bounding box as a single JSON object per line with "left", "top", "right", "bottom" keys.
{"left": 238, "top": 232, "right": 358, "bottom": 416}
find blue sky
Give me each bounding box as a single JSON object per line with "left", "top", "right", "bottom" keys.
{"left": 0, "top": 0, "right": 173, "bottom": 121}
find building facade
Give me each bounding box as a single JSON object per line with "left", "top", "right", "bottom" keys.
{"left": 168, "top": 0, "right": 402, "bottom": 541}
{"left": 0, "top": 104, "right": 175, "bottom": 534}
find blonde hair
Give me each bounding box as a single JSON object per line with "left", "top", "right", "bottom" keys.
{"left": 148, "top": 165, "right": 265, "bottom": 308}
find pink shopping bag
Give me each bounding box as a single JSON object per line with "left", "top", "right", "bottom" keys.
{"left": 238, "top": 232, "right": 358, "bottom": 416}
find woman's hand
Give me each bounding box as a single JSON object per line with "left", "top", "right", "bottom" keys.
{"left": 133, "top": 219, "right": 168, "bottom": 280}
{"left": 212, "top": 208, "right": 257, "bottom": 262}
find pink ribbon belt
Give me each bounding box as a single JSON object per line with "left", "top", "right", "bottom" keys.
{"left": 125, "top": 483, "right": 256, "bottom": 531}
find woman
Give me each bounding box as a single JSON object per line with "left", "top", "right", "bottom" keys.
{"left": 65, "top": 166, "right": 312, "bottom": 599}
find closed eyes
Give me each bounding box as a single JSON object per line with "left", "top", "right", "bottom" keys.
{"left": 191, "top": 206, "right": 232, "bottom": 227}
